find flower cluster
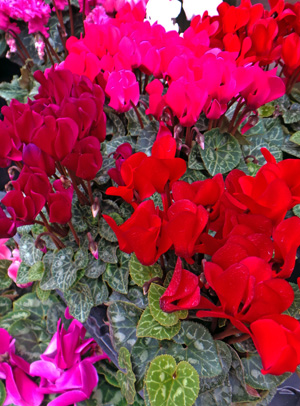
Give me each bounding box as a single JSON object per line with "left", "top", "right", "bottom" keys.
{"left": 0, "top": 0, "right": 51, "bottom": 36}
{"left": 0, "top": 66, "right": 106, "bottom": 236}
{"left": 63, "top": 0, "right": 293, "bottom": 131}
{"left": 104, "top": 143, "right": 300, "bottom": 376}
{"left": 0, "top": 314, "right": 108, "bottom": 406}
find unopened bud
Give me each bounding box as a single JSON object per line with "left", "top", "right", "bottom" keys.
{"left": 174, "top": 124, "right": 183, "bottom": 140}
{"left": 91, "top": 197, "right": 100, "bottom": 218}
{"left": 35, "top": 238, "right": 47, "bottom": 254}
{"left": 87, "top": 232, "right": 98, "bottom": 259}
{"left": 195, "top": 132, "right": 205, "bottom": 150}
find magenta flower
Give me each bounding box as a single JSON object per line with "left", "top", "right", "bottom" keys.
{"left": 0, "top": 328, "right": 43, "bottom": 406}
{"left": 30, "top": 319, "right": 109, "bottom": 406}
{"left": 105, "top": 70, "right": 140, "bottom": 112}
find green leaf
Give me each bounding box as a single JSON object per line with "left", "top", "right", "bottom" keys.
{"left": 33, "top": 282, "right": 51, "bottom": 302}
{"left": 148, "top": 284, "right": 187, "bottom": 327}
{"left": 28, "top": 261, "right": 45, "bottom": 281}
{"left": 85, "top": 255, "right": 106, "bottom": 278}
{"left": 283, "top": 104, "right": 300, "bottom": 124}
{"left": 258, "top": 103, "right": 275, "bottom": 118}
{"left": 106, "top": 111, "right": 126, "bottom": 138}
{"left": 195, "top": 376, "right": 232, "bottom": 406}
{"left": 40, "top": 251, "right": 57, "bottom": 291}
{"left": 64, "top": 282, "right": 94, "bottom": 323}
{"left": 0, "top": 380, "right": 6, "bottom": 406}
{"left": 116, "top": 347, "right": 137, "bottom": 404}
{"left": 104, "top": 251, "right": 130, "bottom": 294}
{"left": 228, "top": 346, "right": 259, "bottom": 403}
{"left": 105, "top": 136, "right": 135, "bottom": 156}
{"left": 180, "top": 168, "right": 207, "bottom": 183}
{"left": 0, "top": 297, "right": 12, "bottom": 317}
{"left": 72, "top": 202, "right": 88, "bottom": 233}
{"left": 0, "top": 75, "right": 28, "bottom": 104}
{"left": 99, "top": 214, "right": 122, "bottom": 242}
{"left": 137, "top": 307, "right": 181, "bottom": 340}
{"left": 283, "top": 283, "right": 300, "bottom": 320}
{"left": 131, "top": 337, "right": 164, "bottom": 391}
{"left": 293, "top": 204, "right": 300, "bottom": 218}
{"left": 51, "top": 247, "right": 78, "bottom": 292}
{"left": 172, "top": 321, "right": 222, "bottom": 378}
{"left": 108, "top": 301, "right": 142, "bottom": 352}
{"left": 83, "top": 277, "right": 109, "bottom": 306}
{"left": 135, "top": 121, "right": 159, "bottom": 155}
{"left": 96, "top": 359, "right": 120, "bottom": 388}
{"left": 46, "top": 302, "right": 70, "bottom": 334}
{"left": 19, "top": 234, "right": 43, "bottom": 266}
{"left": 145, "top": 355, "right": 199, "bottom": 406}
{"left": 199, "top": 341, "right": 232, "bottom": 393}
{"left": 74, "top": 248, "right": 89, "bottom": 270}
{"left": 200, "top": 129, "right": 241, "bottom": 176}
{"left": 98, "top": 238, "right": 118, "bottom": 264}
{"left": 290, "top": 131, "right": 300, "bottom": 145}
{"left": 127, "top": 286, "right": 148, "bottom": 310}
{"left": 0, "top": 260, "right": 12, "bottom": 290}
{"left": 242, "top": 136, "right": 282, "bottom": 164}
{"left": 0, "top": 310, "right": 30, "bottom": 330}
{"left": 282, "top": 139, "right": 300, "bottom": 158}
{"left": 95, "top": 156, "right": 115, "bottom": 185}
{"left": 13, "top": 293, "right": 58, "bottom": 325}
{"left": 8, "top": 319, "right": 51, "bottom": 362}
{"left": 233, "top": 337, "right": 256, "bottom": 354}
{"left": 188, "top": 143, "right": 205, "bottom": 170}
{"left": 129, "top": 254, "right": 163, "bottom": 287}
{"left": 242, "top": 353, "right": 290, "bottom": 390}
{"left": 16, "top": 262, "right": 31, "bottom": 285}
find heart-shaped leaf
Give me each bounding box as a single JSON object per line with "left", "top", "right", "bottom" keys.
{"left": 104, "top": 251, "right": 130, "bottom": 294}
{"left": 116, "top": 347, "right": 136, "bottom": 404}
{"left": 0, "top": 297, "right": 12, "bottom": 317}
{"left": 19, "top": 234, "right": 43, "bottom": 266}
{"left": 129, "top": 254, "right": 163, "bottom": 287}
{"left": 145, "top": 355, "right": 199, "bottom": 406}
{"left": 137, "top": 307, "right": 180, "bottom": 340}
{"left": 172, "top": 321, "right": 222, "bottom": 378}
{"left": 148, "top": 284, "right": 187, "bottom": 327}
{"left": 200, "top": 129, "right": 241, "bottom": 176}
{"left": 0, "top": 260, "right": 13, "bottom": 289}
{"left": 108, "top": 301, "right": 142, "bottom": 352}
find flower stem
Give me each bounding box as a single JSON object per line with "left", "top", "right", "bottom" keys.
{"left": 68, "top": 221, "right": 80, "bottom": 246}
{"left": 130, "top": 100, "right": 144, "bottom": 129}
{"left": 68, "top": 0, "right": 75, "bottom": 36}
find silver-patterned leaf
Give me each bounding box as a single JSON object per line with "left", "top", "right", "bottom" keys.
{"left": 108, "top": 301, "right": 142, "bottom": 352}
{"left": 19, "top": 234, "right": 43, "bottom": 266}
{"left": 104, "top": 251, "right": 130, "bottom": 294}
{"left": 200, "top": 129, "right": 241, "bottom": 176}
{"left": 172, "top": 321, "right": 222, "bottom": 378}
{"left": 64, "top": 282, "right": 94, "bottom": 323}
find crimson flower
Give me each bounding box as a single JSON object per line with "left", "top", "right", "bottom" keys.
{"left": 250, "top": 315, "right": 300, "bottom": 375}
{"left": 162, "top": 200, "right": 209, "bottom": 263}
{"left": 103, "top": 200, "right": 171, "bottom": 265}
{"left": 196, "top": 257, "right": 294, "bottom": 333}
{"left": 160, "top": 257, "right": 201, "bottom": 312}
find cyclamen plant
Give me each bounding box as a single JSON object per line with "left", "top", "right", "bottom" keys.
{"left": 1, "top": 0, "right": 300, "bottom": 405}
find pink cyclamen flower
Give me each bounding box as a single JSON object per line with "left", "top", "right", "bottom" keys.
{"left": 0, "top": 239, "right": 31, "bottom": 288}
{"left": 30, "top": 318, "right": 109, "bottom": 406}
{"left": 105, "top": 70, "right": 140, "bottom": 112}
{"left": 0, "top": 328, "right": 44, "bottom": 406}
